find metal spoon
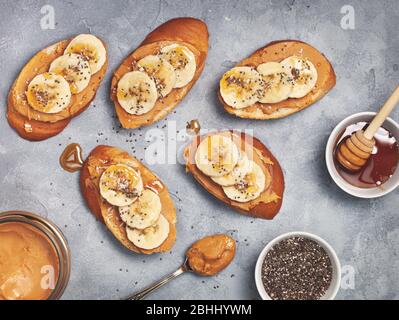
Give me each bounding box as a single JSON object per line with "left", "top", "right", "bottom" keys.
{"left": 125, "top": 258, "right": 192, "bottom": 300}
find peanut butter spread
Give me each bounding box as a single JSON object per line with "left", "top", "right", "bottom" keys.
{"left": 186, "top": 234, "right": 236, "bottom": 276}
{"left": 238, "top": 41, "right": 331, "bottom": 115}
{"left": 0, "top": 222, "right": 59, "bottom": 300}
{"left": 9, "top": 39, "right": 107, "bottom": 124}
{"left": 185, "top": 131, "right": 281, "bottom": 209}
{"left": 81, "top": 146, "right": 176, "bottom": 254}
{"left": 221, "top": 40, "right": 335, "bottom": 119}
{"left": 111, "top": 40, "right": 203, "bottom": 129}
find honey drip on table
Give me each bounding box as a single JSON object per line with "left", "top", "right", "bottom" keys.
{"left": 60, "top": 143, "right": 84, "bottom": 173}
{"left": 186, "top": 119, "right": 201, "bottom": 135}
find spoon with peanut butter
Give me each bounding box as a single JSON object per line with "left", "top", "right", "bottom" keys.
{"left": 126, "top": 234, "right": 236, "bottom": 300}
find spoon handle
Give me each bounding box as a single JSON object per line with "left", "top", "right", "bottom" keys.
{"left": 125, "top": 266, "right": 186, "bottom": 300}
{"left": 364, "top": 85, "right": 399, "bottom": 139}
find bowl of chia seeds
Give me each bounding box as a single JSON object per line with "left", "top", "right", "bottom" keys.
{"left": 255, "top": 232, "right": 341, "bottom": 300}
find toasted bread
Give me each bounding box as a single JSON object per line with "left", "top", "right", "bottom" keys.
{"left": 80, "top": 145, "right": 176, "bottom": 254}
{"left": 111, "top": 17, "right": 208, "bottom": 129}
{"left": 219, "top": 40, "right": 336, "bottom": 119}
{"left": 184, "top": 131, "right": 284, "bottom": 219}
{"left": 7, "top": 37, "right": 108, "bottom": 141}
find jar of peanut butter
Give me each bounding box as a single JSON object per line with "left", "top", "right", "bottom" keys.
{"left": 0, "top": 211, "right": 71, "bottom": 300}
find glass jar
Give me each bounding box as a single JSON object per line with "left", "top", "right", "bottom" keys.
{"left": 0, "top": 211, "right": 71, "bottom": 300}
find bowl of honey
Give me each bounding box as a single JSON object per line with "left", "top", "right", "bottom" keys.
{"left": 326, "top": 112, "right": 399, "bottom": 198}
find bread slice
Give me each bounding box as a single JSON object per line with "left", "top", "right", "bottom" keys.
{"left": 184, "top": 131, "right": 284, "bottom": 219}
{"left": 80, "top": 145, "right": 176, "bottom": 254}
{"left": 7, "top": 37, "right": 108, "bottom": 141}
{"left": 219, "top": 40, "right": 336, "bottom": 119}
{"left": 111, "top": 17, "right": 208, "bottom": 129}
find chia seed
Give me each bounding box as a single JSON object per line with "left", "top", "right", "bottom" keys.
{"left": 261, "top": 236, "right": 333, "bottom": 300}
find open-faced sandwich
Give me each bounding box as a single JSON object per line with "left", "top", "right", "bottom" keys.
{"left": 111, "top": 17, "right": 208, "bottom": 129}
{"left": 184, "top": 131, "right": 284, "bottom": 219}
{"left": 80, "top": 145, "right": 176, "bottom": 254}
{"left": 219, "top": 40, "right": 336, "bottom": 119}
{"left": 7, "top": 34, "right": 108, "bottom": 141}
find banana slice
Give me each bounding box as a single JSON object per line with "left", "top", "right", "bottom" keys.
{"left": 160, "top": 44, "right": 196, "bottom": 88}
{"left": 280, "top": 56, "right": 317, "bottom": 98}
{"left": 126, "top": 214, "right": 169, "bottom": 250}
{"left": 222, "top": 161, "right": 266, "bottom": 202}
{"left": 117, "top": 71, "right": 158, "bottom": 115}
{"left": 26, "top": 72, "right": 71, "bottom": 113}
{"left": 211, "top": 152, "right": 252, "bottom": 186}
{"left": 99, "top": 164, "right": 143, "bottom": 207}
{"left": 257, "top": 62, "right": 292, "bottom": 103}
{"left": 195, "top": 135, "right": 240, "bottom": 177}
{"left": 64, "top": 34, "right": 106, "bottom": 74}
{"left": 49, "top": 53, "right": 91, "bottom": 94}
{"left": 220, "top": 66, "right": 262, "bottom": 109}
{"left": 119, "top": 189, "right": 161, "bottom": 229}
{"left": 137, "top": 55, "right": 176, "bottom": 98}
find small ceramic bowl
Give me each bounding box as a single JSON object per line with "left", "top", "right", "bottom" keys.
{"left": 255, "top": 231, "right": 341, "bottom": 300}
{"left": 326, "top": 112, "right": 399, "bottom": 198}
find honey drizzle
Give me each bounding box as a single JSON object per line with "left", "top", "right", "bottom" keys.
{"left": 60, "top": 143, "right": 84, "bottom": 173}
{"left": 144, "top": 180, "right": 164, "bottom": 194}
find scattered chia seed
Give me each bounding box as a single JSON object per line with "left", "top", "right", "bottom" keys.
{"left": 261, "top": 236, "right": 333, "bottom": 300}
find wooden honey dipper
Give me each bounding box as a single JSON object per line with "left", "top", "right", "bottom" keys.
{"left": 336, "top": 85, "right": 399, "bottom": 172}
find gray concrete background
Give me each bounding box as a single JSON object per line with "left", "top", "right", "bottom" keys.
{"left": 0, "top": 0, "right": 398, "bottom": 300}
